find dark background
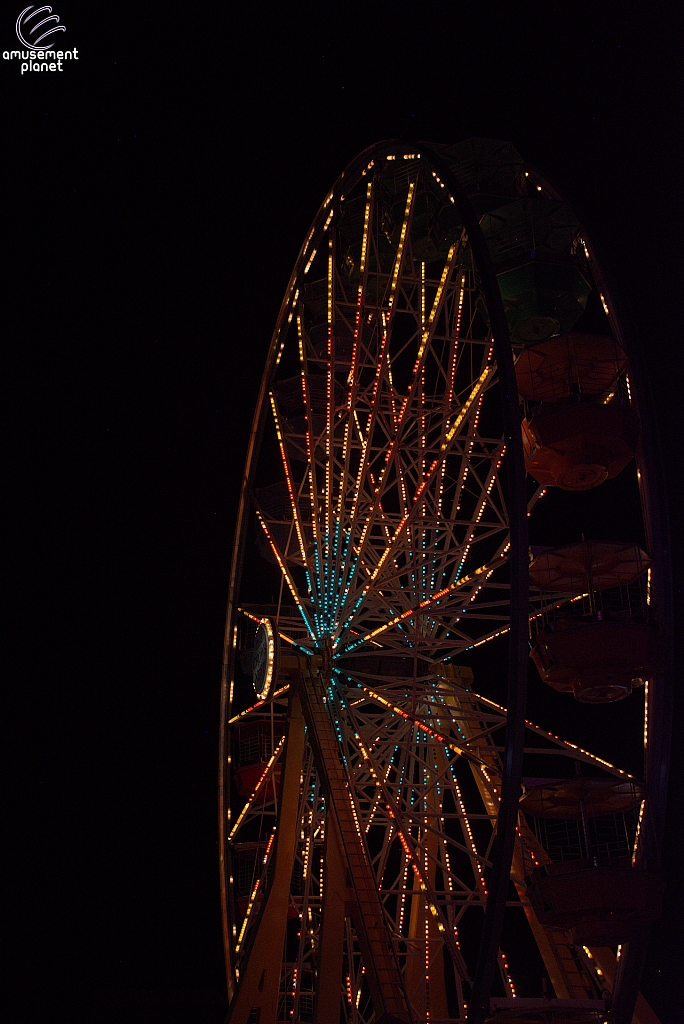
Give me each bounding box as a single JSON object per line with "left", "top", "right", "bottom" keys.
{"left": 5, "top": 2, "right": 683, "bottom": 1022}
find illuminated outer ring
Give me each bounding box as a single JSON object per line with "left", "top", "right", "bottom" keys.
{"left": 218, "top": 140, "right": 673, "bottom": 1024}
{"left": 252, "top": 617, "right": 279, "bottom": 701}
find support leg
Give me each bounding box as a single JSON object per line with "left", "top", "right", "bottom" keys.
{"left": 314, "top": 815, "right": 347, "bottom": 1023}
{"left": 227, "top": 691, "right": 307, "bottom": 1023}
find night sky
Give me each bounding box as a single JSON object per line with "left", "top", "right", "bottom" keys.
{"left": 6, "top": 3, "right": 683, "bottom": 1022}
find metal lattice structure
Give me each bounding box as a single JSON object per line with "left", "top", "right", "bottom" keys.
{"left": 219, "top": 141, "right": 671, "bottom": 1024}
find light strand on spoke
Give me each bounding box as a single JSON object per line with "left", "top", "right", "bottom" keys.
{"left": 256, "top": 510, "right": 316, "bottom": 639}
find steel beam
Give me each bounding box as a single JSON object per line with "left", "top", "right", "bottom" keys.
{"left": 314, "top": 815, "right": 347, "bottom": 1023}
{"left": 297, "top": 658, "right": 412, "bottom": 1023}
{"left": 227, "top": 690, "right": 307, "bottom": 1023}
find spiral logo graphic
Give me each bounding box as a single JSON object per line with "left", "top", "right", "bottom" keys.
{"left": 16, "top": 5, "right": 66, "bottom": 50}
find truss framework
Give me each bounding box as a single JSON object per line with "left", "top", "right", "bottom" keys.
{"left": 220, "top": 144, "right": 664, "bottom": 1024}
{"left": 227, "top": 656, "right": 639, "bottom": 1022}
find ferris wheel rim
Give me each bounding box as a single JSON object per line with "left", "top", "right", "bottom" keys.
{"left": 219, "top": 139, "right": 671, "bottom": 1024}
{"left": 220, "top": 140, "right": 533, "bottom": 1017}
{"left": 220, "top": 140, "right": 532, "bottom": 662}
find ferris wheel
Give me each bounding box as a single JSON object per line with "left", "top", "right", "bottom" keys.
{"left": 219, "top": 140, "right": 672, "bottom": 1024}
